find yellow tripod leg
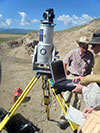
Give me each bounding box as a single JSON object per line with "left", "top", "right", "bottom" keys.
{"left": 0, "top": 73, "right": 40, "bottom": 131}
{"left": 51, "top": 88, "right": 78, "bottom": 132}
{"left": 9, "top": 76, "right": 36, "bottom": 113}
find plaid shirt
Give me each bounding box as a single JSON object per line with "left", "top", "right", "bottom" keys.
{"left": 63, "top": 48, "right": 94, "bottom": 76}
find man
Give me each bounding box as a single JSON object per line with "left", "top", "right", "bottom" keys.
{"left": 63, "top": 36, "right": 94, "bottom": 77}
{"left": 59, "top": 36, "right": 94, "bottom": 128}
{"left": 72, "top": 30, "right": 100, "bottom": 108}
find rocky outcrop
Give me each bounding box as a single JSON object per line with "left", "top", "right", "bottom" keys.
{"left": 25, "top": 40, "right": 39, "bottom": 55}
{"left": 7, "top": 19, "right": 100, "bottom": 59}
{"left": 8, "top": 40, "right": 23, "bottom": 48}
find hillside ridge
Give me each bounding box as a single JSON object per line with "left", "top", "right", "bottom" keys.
{"left": 5, "top": 19, "right": 100, "bottom": 60}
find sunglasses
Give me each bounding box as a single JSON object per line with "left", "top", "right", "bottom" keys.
{"left": 91, "top": 44, "right": 96, "bottom": 48}
{"left": 79, "top": 43, "right": 88, "bottom": 49}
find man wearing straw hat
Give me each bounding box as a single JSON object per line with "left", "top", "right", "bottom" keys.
{"left": 63, "top": 36, "right": 94, "bottom": 77}
{"left": 59, "top": 36, "right": 94, "bottom": 128}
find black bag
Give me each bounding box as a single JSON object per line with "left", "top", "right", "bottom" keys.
{"left": 0, "top": 107, "right": 7, "bottom": 122}
{"left": 0, "top": 108, "right": 40, "bottom": 133}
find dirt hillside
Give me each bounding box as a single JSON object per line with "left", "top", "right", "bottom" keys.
{"left": 0, "top": 19, "right": 100, "bottom": 133}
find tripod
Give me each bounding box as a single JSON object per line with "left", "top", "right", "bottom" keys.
{"left": 0, "top": 72, "right": 78, "bottom": 133}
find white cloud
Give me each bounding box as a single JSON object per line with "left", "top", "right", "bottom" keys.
{"left": 2, "top": 19, "right": 12, "bottom": 26}
{"left": 57, "top": 14, "right": 73, "bottom": 25}
{"left": 0, "top": 14, "right": 2, "bottom": 18}
{"left": 18, "top": 12, "right": 30, "bottom": 26}
{"left": 31, "top": 19, "right": 39, "bottom": 23}
{"left": 57, "top": 14, "right": 96, "bottom": 27}
{"left": 0, "top": 14, "right": 11, "bottom": 26}
{"left": 5, "top": 19, "right": 11, "bottom": 25}
{"left": 18, "top": 12, "right": 26, "bottom": 18}
{"left": 18, "top": 12, "right": 39, "bottom": 26}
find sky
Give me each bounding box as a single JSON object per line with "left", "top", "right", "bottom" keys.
{"left": 0, "top": 0, "right": 100, "bottom": 31}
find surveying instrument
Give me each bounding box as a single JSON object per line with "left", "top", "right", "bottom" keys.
{"left": 0, "top": 9, "right": 78, "bottom": 133}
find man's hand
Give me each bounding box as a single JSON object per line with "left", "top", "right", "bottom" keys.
{"left": 83, "top": 107, "right": 93, "bottom": 118}
{"left": 72, "top": 84, "right": 83, "bottom": 94}
{"left": 73, "top": 76, "right": 83, "bottom": 83}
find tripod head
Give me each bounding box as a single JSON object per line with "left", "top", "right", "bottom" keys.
{"left": 32, "top": 8, "right": 58, "bottom": 74}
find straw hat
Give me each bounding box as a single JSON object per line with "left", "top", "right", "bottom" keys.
{"left": 77, "top": 36, "right": 89, "bottom": 44}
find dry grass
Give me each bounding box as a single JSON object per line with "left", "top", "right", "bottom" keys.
{"left": 0, "top": 34, "right": 24, "bottom": 43}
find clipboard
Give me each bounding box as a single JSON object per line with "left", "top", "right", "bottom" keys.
{"left": 65, "top": 106, "right": 86, "bottom": 126}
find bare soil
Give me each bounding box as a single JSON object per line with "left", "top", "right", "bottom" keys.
{"left": 0, "top": 37, "right": 84, "bottom": 133}
{"left": 0, "top": 43, "right": 79, "bottom": 133}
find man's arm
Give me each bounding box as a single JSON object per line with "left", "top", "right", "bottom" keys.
{"left": 72, "top": 74, "right": 100, "bottom": 93}
{"left": 73, "top": 82, "right": 100, "bottom": 108}
{"left": 80, "top": 74, "right": 100, "bottom": 86}
{"left": 63, "top": 63, "right": 68, "bottom": 76}
{"left": 63, "top": 50, "right": 73, "bottom": 76}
